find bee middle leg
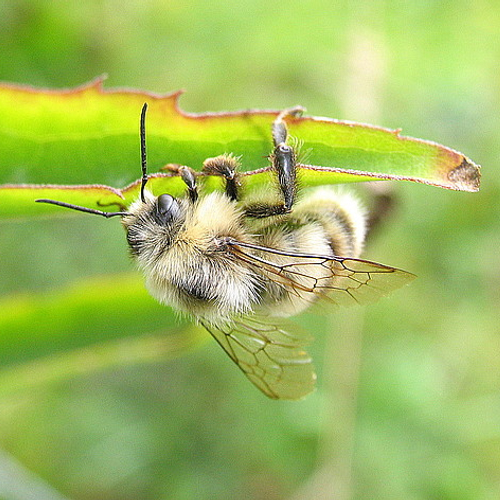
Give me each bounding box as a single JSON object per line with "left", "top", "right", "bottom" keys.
{"left": 245, "top": 106, "right": 304, "bottom": 218}
{"left": 203, "top": 154, "right": 241, "bottom": 201}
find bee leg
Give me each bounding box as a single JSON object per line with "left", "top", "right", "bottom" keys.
{"left": 272, "top": 107, "right": 304, "bottom": 211}
{"left": 178, "top": 166, "right": 198, "bottom": 203}
{"left": 203, "top": 154, "right": 241, "bottom": 201}
{"left": 162, "top": 163, "right": 199, "bottom": 203}
{"left": 271, "top": 106, "right": 304, "bottom": 147}
{"left": 245, "top": 106, "right": 304, "bottom": 219}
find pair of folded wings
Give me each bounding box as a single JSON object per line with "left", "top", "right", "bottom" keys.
{"left": 200, "top": 240, "right": 415, "bottom": 400}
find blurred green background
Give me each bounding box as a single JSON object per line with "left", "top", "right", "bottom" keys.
{"left": 0, "top": 1, "right": 499, "bottom": 499}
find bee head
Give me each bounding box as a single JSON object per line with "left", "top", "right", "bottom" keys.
{"left": 121, "top": 185, "right": 188, "bottom": 258}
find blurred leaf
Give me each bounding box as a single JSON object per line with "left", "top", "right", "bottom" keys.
{"left": 0, "top": 78, "right": 480, "bottom": 218}
{"left": 0, "top": 272, "right": 201, "bottom": 371}
{"left": 0, "top": 329, "right": 205, "bottom": 400}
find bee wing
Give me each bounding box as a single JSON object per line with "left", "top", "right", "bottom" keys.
{"left": 320, "top": 256, "right": 416, "bottom": 306}
{"left": 227, "top": 240, "right": 416, "bottom": 307}
{"left": 200, "top": 316, "right": 316, "bottom": 400}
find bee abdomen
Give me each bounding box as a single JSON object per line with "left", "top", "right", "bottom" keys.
{"left": 293, "top": 188, "right": 367, "bottom": 258}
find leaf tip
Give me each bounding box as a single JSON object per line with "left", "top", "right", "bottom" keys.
{"left": 447, "top": 157, "right": 481, "bottom": 192}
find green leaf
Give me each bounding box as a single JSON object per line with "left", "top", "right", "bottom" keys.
{"left": 0, "top": 78, "right": 480, "bottom": 219}
{"left": 0, "top": 272, "right": 206, "bottom": 396}
{"left": 0, "top": 272, "right": 197, "bottom": 367}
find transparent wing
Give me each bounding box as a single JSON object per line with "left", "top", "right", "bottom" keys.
{"left": 200, "top": 316, "right": 316, "bottom": 400}
{"left": 227, "top": 239, "right": 416, "bottom": 307}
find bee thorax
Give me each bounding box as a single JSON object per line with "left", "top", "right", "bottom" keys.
{"left": 125, "top": 191, "right": 261, "bottom": 321}
{"left": 145, "top": 254, "right": 261, "bottom": 321}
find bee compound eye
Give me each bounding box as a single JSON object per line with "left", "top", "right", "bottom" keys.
{"left": 155, "top": 194, "right": 180, "bottom": 224}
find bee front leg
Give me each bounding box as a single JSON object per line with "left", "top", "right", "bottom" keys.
{"left": 178, "top": 166, "right": 198, "bottom": 203}
{"left": 162, "top": 164, "right": 199, "bottom": 203}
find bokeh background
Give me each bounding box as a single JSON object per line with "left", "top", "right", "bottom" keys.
{"left": 1, "top": 1, "right": 499, "bottom": 499}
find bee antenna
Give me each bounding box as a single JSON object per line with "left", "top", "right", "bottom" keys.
{"left": 140, "top": 102, "right": 148, "bottom": 203}
{"left": 35, "top": 199, "right": 131, "bottom": 218}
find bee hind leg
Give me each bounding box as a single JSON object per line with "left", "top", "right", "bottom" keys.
{"left": 271, "top": 106, "right": 304, "bottom": 147}
{"left": 245, "top": 106, "right": 304, "bottom": 218}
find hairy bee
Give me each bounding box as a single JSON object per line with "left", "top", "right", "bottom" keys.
{"left": 37, "top": 104, "right": 414, "bottom": 400}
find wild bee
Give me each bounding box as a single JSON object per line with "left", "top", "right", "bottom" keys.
{"left": 37, "top": 104, "right": 415, "bottom": 400}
